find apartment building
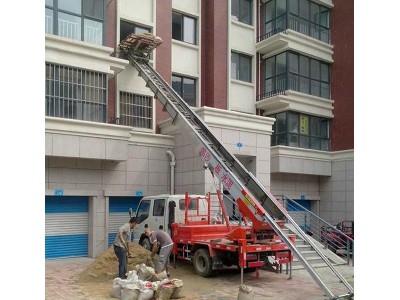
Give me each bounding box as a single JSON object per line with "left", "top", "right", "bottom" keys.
{"left": 45, "top": 0, "right": 354, "bottom": 259}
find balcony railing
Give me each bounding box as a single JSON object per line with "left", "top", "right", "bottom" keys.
{"left": 258, "top": 14, "right": 330, "bottom": 44}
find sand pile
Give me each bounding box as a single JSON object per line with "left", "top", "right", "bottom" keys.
{"left": 78, "top": 243, "right": 156, "bottom": 283}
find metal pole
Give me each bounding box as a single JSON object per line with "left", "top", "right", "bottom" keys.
{"left": 241, "top": 267, "right": 244, "bottom": 285}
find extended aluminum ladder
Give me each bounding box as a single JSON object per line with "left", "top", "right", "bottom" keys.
{"left": 122, "top": 50, "right": 353, "bottom": 300}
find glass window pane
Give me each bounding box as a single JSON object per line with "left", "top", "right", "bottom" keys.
{"left": 59, "top": 0, "right": 81, "bottom": 14}
{"left": 265, "top": 1, "right": 273, "bottom": 22}
{"left": 277, "top": 133, "right": 287, "bottom": 145}
{"left": 320, "top": 120, "right": 329, "bottom": 138}
{"left": 232, "top": 0, "right": 240, "bottom": 20}
{"left": 265, "top": 57, "right": 275, "bottom": 78}
{"left": 183, "top": 16, "right": 196, "bottom": 44}
{"left": 276, "top": 112, "right": 286, "bottom": 133}
{"left": 265, "top": 78, "right": 273, "bottom": 93}
{"left": 231, "top": 53, "right": 239, "bottom": 80}
{"left": 321, "top": 63, "right": 329, "bottom": 81}
{"left": 239, "top": 0, "right": 252, "bottom": 25}
{"left": 311, "top": 3, "right": 319, "bottom": 23}
{"left": 240, "top": 55, "right": 251, "bottom": 82}
{"left": 300, "top": 136, "right": 310, "bottom": 148}
{"left": 289, "top": 133, "right": 299, "bottom": 147}
{"left": 172, "top": 12, "right": 182, "bottom": 41}
{"left": 46, "top": 0, "right": 53, "bottom": 7}
{"left": 58, "top": 12, "right": 81, "bottom": 41}
{"left": 299, "top": 76, "right": 309, "bottom": 93}
{"left": 311, "top": 60, "right": 320, "bottom": 79}
{"left": 120, "top": 20, "right": 134, "bottom": 41}
{"left": 135, "top": 26, "right": 150, "bottom": 34}
{"left": 289, "top": 53, "right": 298, "bottom": 74}
{"left": 84, "top": 19, "right": 102, "bottom": 45}
{"left": 320, "top": 8, "right": 329, "bottom": 27}
{"left": 45, "top": 8, "right": 53, "bottom": 34}
{"left": 300, "top": 56, "right": 309, "bottom": 76}
{"left": 289, "top": 112, "right": 298, "bottom": 133}
{"left": 311, "top": 80, "right": 320, "bottom": 96}
{"left": 289, "top": 0, "right": 298, "bottom": 15}
{"left": 172, "top": 76, "right": 182, "bottom": 96}
{"left": 183, "top": 77, "right": 196, "bottom": 106}
{"left": 310, "top": 116, "right": 318, "bottom": 136}
{"left": 321, "top": 83, "right": 329, "bottom": 98}
{"left": 276, "top": 53, "right": 286, "bottom": 74}
{"left": 83, "top": 0, "right": 104, "bottom": 19}
{"left": 311, "top": 137, "right": 320, "bottom": 150}
{"left": 277, "top": 0, "right": 286, "bottom": 16}
{"left": 276, "top": 74, "right": 286, "bottom": 90}
{"left": 321, "top": 139, "right": 329, "bottom": 150}
{"left": 299, "top": 0, "right": 309, "bottom": 19}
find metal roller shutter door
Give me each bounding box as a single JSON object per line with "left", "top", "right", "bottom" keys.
{"left": 108, "top": 196, "right": 141, "bottom": 247}
{"left": 45, "top": 196, "right": 89, "bottom": 258}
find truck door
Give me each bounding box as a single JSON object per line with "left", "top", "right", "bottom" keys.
{"left": 152, "top": 198, "right": 166, "bottom": 231}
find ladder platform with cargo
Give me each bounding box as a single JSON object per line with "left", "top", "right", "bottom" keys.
{"left": 119, "top": 33, "right": 354, "bottom": 300}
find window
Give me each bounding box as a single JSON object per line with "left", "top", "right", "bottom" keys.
{"left": 136, "top": 200, "right": 151, "bottom": 224}
{"left": 120, "top": 92, "right": 152, "bottom": 129}
{"left": 45, "top": 63, "right": 107, "bottom": 122}
{"left": 172, "top": 12, "right": 197, "bottom": 44}
{"left": 120, "top": 20, "right": 151, "bottom": 42}
{"left": 259, "top": 0, "right": 330, "bottom": 43}
{"left": 263, "top": 51, "right": 330, "bottom": 99}
{"left": 179, "top": 199, "right": 197, "bottom": 211}
{"left": 153, "top": 199, "right": 165, "bottom": 217}
{"left": 231, "top": 52, "right": 252, "bottom": 82}
{"left": 45, "top": 0, "right": 104, "bottom": 45}
{"left": 270, "top": 111, "right": 330, "bottom": 150}
{"left": 231, "top": 0, "right": 252, "bottom": 25}
{"left": 172, "top": 75, "right": 196, "bottom": 106}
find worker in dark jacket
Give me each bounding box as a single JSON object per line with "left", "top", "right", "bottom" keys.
{"left": 113, "top": 217, "right": 137, "bottom": 279}
{"left": 144, "top": 228, "right": 173, "bottom": 277}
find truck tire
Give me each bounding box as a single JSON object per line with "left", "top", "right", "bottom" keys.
{"left": 140, "top": 237, "right": 151, "bottom": 250}
{"left": 193, "top": 248, "right": 213, "bottom": 277}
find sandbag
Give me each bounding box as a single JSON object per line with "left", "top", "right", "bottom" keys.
{"left": 111, "top": 278, "right": 122, "bottom": 298}
{"left": 155, "top": 281, "right": 175, "bottom": 300}
{"left": 237, "top": 285, "right": 254, "bottom": 300}
{"left": 152, "top": 270, "right": 167, "bottom": 281}
{"left": 137, "top": 263, "right": 155, "bottom": 281}
{"left": 138, "top": 289, "right": 155, "bottom": 300}
{"left": 121, "top": 284, "right": 140, "bottom": 300}
{"left": 170, "top": 279, "right": 184, "bottom": 299}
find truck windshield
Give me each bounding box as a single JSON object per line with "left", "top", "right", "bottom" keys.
{"left": 136, "top": 200, "right": 150, "bottom": 224}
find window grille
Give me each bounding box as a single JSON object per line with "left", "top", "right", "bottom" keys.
{"left": 120, "top": 92, "right": 153, "bottom": 129}
{"left": 45, "top": 63, "right": 107, "bottom": 122}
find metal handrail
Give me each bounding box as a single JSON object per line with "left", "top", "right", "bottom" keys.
{"left": 282, "top": 195, "right": 354, "bottom": 265}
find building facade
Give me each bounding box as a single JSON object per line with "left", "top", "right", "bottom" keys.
{"left": 45, "top": 0, "right": 353, "bottom": 258}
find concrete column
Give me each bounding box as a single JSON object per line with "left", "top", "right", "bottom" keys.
{"left": 88, "top": 195, "right": 108, "bottom": 258}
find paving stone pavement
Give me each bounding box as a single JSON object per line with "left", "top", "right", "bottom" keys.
{"left": 45, "top": 257, "right": 354, "bottom": 300}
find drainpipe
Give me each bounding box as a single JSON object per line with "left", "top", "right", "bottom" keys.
{"left": 166, "top": 150, "right": 176, "bottom": 195}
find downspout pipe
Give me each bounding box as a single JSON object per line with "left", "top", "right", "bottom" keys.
{"left": 166, "top": 150, "right": 176, "bottom": 195}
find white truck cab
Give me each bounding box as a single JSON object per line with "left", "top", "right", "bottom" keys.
{"left": 131, "top": 194, "right": 207, "bottom": 250}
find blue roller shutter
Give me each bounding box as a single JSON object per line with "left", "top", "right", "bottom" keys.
{"left": 108, "top": 196, "right": 141, "bottom": 247}
{"left": 45, "top": 196, "right": 89, "bottom": 258}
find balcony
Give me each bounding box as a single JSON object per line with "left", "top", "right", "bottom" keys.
{"left": 256, "top": 16, "right": 333, "bottom": 63}
{"left": 256, "top": 89, "right": 333, "bottom": 118}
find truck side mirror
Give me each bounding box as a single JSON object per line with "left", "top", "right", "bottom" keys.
{"left": 128, "top": 208, "right": 133, "bottom": 218}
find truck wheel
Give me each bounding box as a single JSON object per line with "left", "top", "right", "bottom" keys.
{"left": 140, "top": 237, "right": 151, "bottom": 250}
{"left": 193, "top": 248, "right": 213, "bottom": 277}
